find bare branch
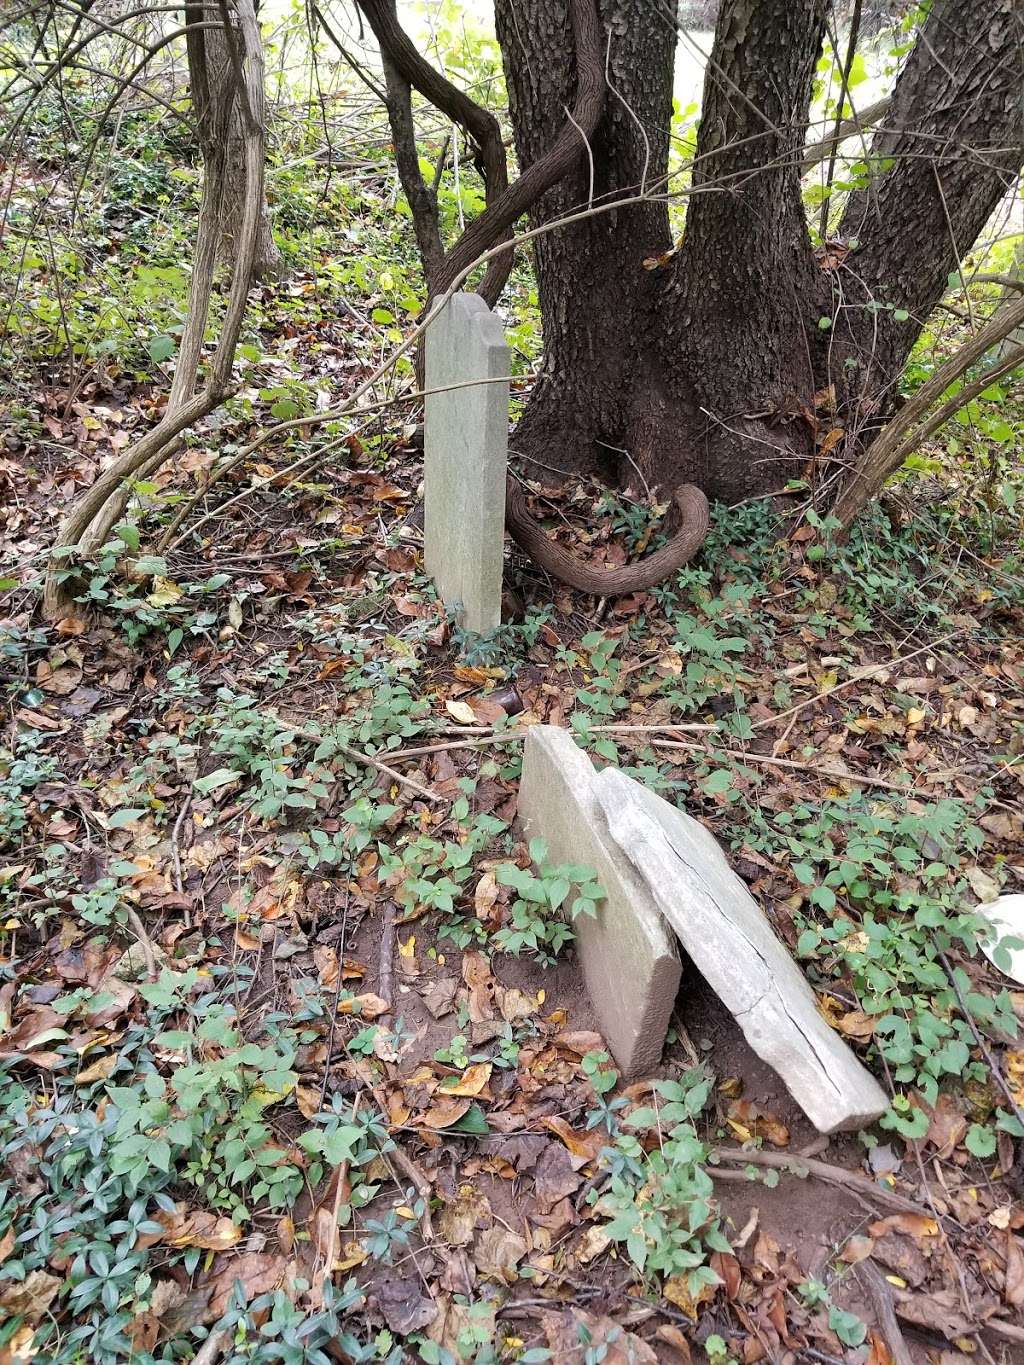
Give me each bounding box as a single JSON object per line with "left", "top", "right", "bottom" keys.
{"left": 834, "top": 294, "right": 1024, "bottom": 529}
{"left": 42, "top": 0, "right": 272, "bottom": 615}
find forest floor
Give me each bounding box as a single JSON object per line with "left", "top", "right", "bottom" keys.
{"left": 3, "top": 126, "right": 1024, "bottom": 1365}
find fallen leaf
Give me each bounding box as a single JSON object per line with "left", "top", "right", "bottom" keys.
{"left": 472, "top": 1226, "right": 527, "bottom": 1282}
{"left": 337, "top": 992, "right": 389, "bottom": 1018}
{"left": 712, "top": 1251, "right": 741, "bottom": 1299}
{"left": 726, "top": 1099, "right": 789, "bottom": 1148}
{"left": 308, "top": 1162, "right": 347, "bottom": 1277}
{"left": 441, "top": 1062, "right": 492, "bottom": 1098}
{"left": 841, "top": 1235, "right": 875, "bottom": 1264}
{"left": 206, "top": 1252, "right": 288, "bottom": 1320}
{"left": 76, "top": 1053, "right": 117, "bottom": 1084}
{"left": 127, "top": 1278, "right": 188, "bottom": 1352}
{"left": 146, "top": 1205, "right": 243, "bottom": 1251}
{"left": 543, "top": 1115, "right": 605, "bottom": 1165}
{"left": 421, "top": 976, "right": 458, "bottom": 1018}
{"left": 1005, "top": 1230, "right": 1024, "bottom": 1307}
{"left": 893, "top": 1289, "right": 973, "bottom": 1342}
{"left": 462, "top": 951, "right": 495, "bottom": 1023}
{"left": 445, "top": 700, "right": 477, "bottom": 725}
{"left": 473, "top": 872, "right": 500, "bottom": 924}
{"left": 533, "top": 1141, "right": 583, "bottom": 1208}
{"left": 553, "top": 1030, "right": 605, "bottom": 1055}
{"left": 418, "top": 1095, "right": 472, "bottom": 1129}
{"left": 375, "top": 1275, "right": 436, "bottom": 1334}
{"left": 576, "top": 1225, "right": 611, "bottom": 1264}
{"left": 543, "top": 1311, "right": 657, "bottom": 1364}
{"left": 869, "top": 1214, "right": 939, "bottom": 1242}
{"left": 923, "top": 1092, "right": 968, "bottom": 1158}
{"left": 864, "top": 1332, "right": 894, "bottom": 1365}
{"left": 835, "top": 1008, "right": 876, "bottom": 1042}
{"left": 438, "top": 1185, "right": 492, "bottom": 1246}
{"left": 0, "top": 1271, "right": 61, "bottom": 1323}
{"left": 4, "top": 1323, "right": 38, "bottom": 1362}
{"left": 653, "top": 1325, "right": 693, "bottom": 1364}
{"left": 966, "top": 866, "right": 1001, "bottom": 904}
{"left": 336, "top": 1241, "right": 368, "bottom": 1271}
{"left": 664, "top": 1271, "right": 717, "bottom": 1317}
{"left": 496, "top": 984, "right": 539, "bottom": 1023}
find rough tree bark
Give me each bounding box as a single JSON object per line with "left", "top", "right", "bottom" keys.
{"left": 358, "top": 0, "right": 1020, "bottom": 592}
{"left": 200, "top": 0, "right": 282, "bottom": 279}
{"left": 491, "top": 0, "right": 1022, "bottom": 511}
{"left": 494, "top": 0, "right": 677, "bottom": 478}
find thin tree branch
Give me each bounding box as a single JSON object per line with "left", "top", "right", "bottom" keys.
{"left": 817, "top": 0, "right": 863, "bottom": 239}
{"left": 834, "top": 297, "right": 1024, "bottom": 529}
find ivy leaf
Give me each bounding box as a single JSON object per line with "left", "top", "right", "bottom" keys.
{"left": 828, "top": 1305, "right": 867, "bottom": 1347}
{"left": 449, "top": 1103, "right": 489, "bottom": 1135}
{"left": 108, "top": 808, "right": 147, "bottom": 828}
{"left": 148, "top": 334, "right": 176, "bottom": 361}
{"left": 965, "top": 1123, "right": 996, "bottom": 1158}
{"left": 703, "top": 769, "right": 733, "bottom": 795}
{"left": 194, "top": 767, "right": 242, "bottom": 794}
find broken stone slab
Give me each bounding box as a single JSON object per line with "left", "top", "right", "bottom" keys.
{"left": 594, "top": 769, "right": 888, "bottom": 1133}
{"left": 517, "top": 726, "right": 680, "bottom": 1079}
{"left": 424, "top": 292, "right": 510, "bottom": 635}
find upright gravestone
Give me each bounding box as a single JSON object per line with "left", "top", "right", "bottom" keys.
{"left": 424, "top": 294, "right": 510, "bottom": 635}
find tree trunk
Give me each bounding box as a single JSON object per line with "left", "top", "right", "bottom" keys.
{"left": 494, "top": 0, "right": 676, "bottom": 481}
{"left": 203, "top": 1, "right": 282, "bottom": 280}
{"left": 657, "top": 0, "right": 829, "bottom": 501}
{"left": 832, "top": 0, "right": 1022, "bottom": 424}
{"left": 496, "top": 0, "right": 1022, "bottom": 510}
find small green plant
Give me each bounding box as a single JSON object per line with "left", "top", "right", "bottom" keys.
{"left": 0, "top": 730, "right": 64, "bottom": 847}
{"left": 574, "top": 630, "right": 629, "bottom": 720}
{"left": 589, "top": 1062, "right": 730, "bottom": 1289}
{"left": 704, "top": 1335, "right": 739, "bottom": 1365}
{"left": 111, "top": 1007, "right": 304, "bottom": 1218}
{"left": 491, "top": 837, "right": 603, "bottom": 963}
{"left": 730, "top": 785, "right": 1021, "bottom": 1140}
{"left": 798, "top": 1278, "right": 868, "bottom": 1349}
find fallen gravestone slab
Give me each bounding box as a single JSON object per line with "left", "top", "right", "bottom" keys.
{"left": 595, "top": 769, "right": 888, "bottom": 1133}
{"left": 424, "top": 293, "right": 509, "bottom": 635}
{"left": 517, "top": 726, "right": 680, "bottom": 1078}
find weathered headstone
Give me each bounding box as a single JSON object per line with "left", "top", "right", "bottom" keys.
{"left": 517, "top": 726, "right": 681, "bottom": 1078}
{"left": 424, "top": 293, "right": 509, "bottom": 634}
{"left": 595, "top": 769, "right": 888, "bottom": 1133}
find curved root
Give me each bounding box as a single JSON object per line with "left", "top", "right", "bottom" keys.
{"left": 505, "top": 480, "right": 709, "bottom": 595}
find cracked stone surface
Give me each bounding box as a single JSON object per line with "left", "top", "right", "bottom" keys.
{"left": 595, "top": 768, "right": 888, "bottom": 1134}
{"left": 517, "top": 727, "right": 681, "bottom": 1078}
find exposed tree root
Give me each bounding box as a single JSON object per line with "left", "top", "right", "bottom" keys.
{"left": 505, "top": 478, "right": 710, "bottom": 595}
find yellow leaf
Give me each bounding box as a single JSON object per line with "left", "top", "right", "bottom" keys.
{"left": 907, "top": 707, "right": 926, "bottom": 725}
{"left": 147, "top": 576, "right": 183, "bottom": 608}
{"left": 76, "top": 1054, "right": 117, "bottom": 1084}
{"left": 445, "top": 699, "right": 477, "bottom": 725}
{"left": 399, "top": 935, "right": 416, "bottom": 957}
{"left": 251, "top": 1079, "right": 295, "bottom": 1107}
{"left": 663, "top": 1271, "right": 716, "bottom": 1317}
{"left": 336, "top": 1241, "right": 368, "bottom": 1270}
{"left": 442, "top": 1062, "right": 492, "bottom": 1097}
{"left": 337, "top": 992, "right": 389, "bottom": 1018}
